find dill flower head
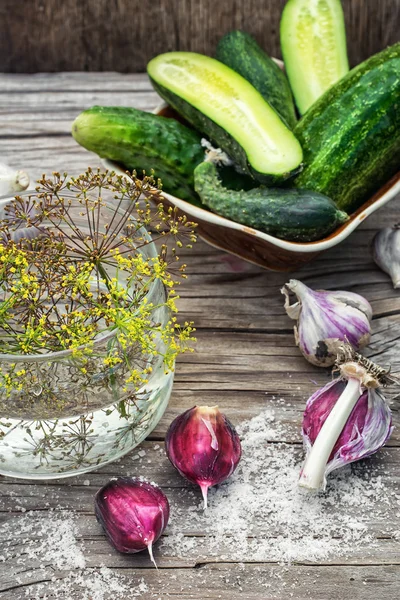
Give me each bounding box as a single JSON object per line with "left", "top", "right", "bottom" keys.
{"left": 0, "top": 168, "right": 196, "bottom": 396}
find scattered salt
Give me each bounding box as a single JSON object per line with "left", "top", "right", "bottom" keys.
{"left": 163, "top": 407, "right": 400, "bottom": 563}
{"left": 2, "top": 407, "right": 399, "bottom": 598}
{"left": 0, "top": 511, "right": 136, "bottom": 599}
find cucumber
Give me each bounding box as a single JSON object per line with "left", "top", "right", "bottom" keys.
{"left": 216, "top": 30, "right": 297, "bottom": 129}
{"left": 294, "top": 43, "right": 400, "bottom": 214}
{"left": 71, "top": 106, "right": 205, "bottom": 204}
{"left": 194, "top": 161, "right": 348, "bottom": 242}
{"left": 218, "top": 165, "right": 256, "bottom": 192}
{"left": 280, "top": 0, "right": 349, "bottom": 114}
{"left": 147, "top": 52, "right": 303, "bottom": 185}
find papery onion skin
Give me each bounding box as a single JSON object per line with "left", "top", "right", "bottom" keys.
{"left": 282, "top": 279, "right": 372, "bottom": 367}
{"left": 95, "top": 477, "right": 169, "bottom": 560}
{"left": 302, "top": 378, "right": 393, "bottom": 481}
{"left": 165, "top": 406, "right": 242, "bottom": 508}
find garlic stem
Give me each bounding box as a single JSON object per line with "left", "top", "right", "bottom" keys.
{"left": 299, "top": 377, "right": 361, "bottom": 491}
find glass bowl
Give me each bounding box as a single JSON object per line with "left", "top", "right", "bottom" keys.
{"left": 0, "top": 191, "right": 174, "bottom": 479}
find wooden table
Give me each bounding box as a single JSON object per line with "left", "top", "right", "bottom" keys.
{"left": 0, "top": 72, "right": 400, "bottom": 599}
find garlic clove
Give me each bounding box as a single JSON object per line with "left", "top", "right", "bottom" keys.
{"left": 94, "top": 477, "right": 169, "bottom": 566}
{"left": 326, "top": 289, "right": 373, "bottom": 322}
{"left": 0, "top": 163, "right": 29, "bottom": 195}
{"left": 165, "top": 406, "right": 242, "bottom": 509}
{"left": 282, "top": 279, "right": 372, "bottom": 367}
{"left": 373, "top": 225, "right": 400, "bottom": 289}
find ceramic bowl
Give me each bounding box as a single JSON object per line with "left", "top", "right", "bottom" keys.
{"left": 103, "top": 96, "right": 400, "bottom": 272}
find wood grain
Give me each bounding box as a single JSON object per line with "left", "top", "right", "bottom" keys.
{"left": 2, "top": 563, "right": 400, "bottom": 600}
{"left": 0, "top": 0, "right": 399, "bottom": 73}
{"left": 1, "top": 72, "right": 400, "bottom": 599}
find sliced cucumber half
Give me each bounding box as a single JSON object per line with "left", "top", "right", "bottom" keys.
{"left": 148, "top": 52, "right": 303, "bottom": 184}
{"left": 280, "top": 0, "right": 349, "bottom": 114}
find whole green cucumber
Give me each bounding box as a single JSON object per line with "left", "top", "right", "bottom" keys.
{"left": 194, "top": 161, "right": 348, "bottom": 242}
{"left": 147, "top": 52, "right": 303, "bottom": 186}
{"left": 294, "top": 43, "right": 400, "bottom": 213}
{"left": 216, "top": 30, "right": 297, "bottom": 129}
{"left": 72, "top": 106, "right": 205, "bottom": 204}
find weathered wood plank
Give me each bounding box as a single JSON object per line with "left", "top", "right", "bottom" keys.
{"left": 0, "top": 72, "right": 154, "bottom": 92}
{"left": 0, "top": 515, "right": 399, "bottom": 572}
{"left": 0, "top": 90, "right": 159, "bottom": 112}
{"left": 2, "top": 563, "right": 400, "bottom": 600}
{"left": 0, "top": 0, "right": 399, "bottom": 73}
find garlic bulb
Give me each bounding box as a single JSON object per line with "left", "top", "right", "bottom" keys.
{"left": 299, "top": 345, "right": 394, "bottom": 491}
{"left": 0, "top": 163, "right": 29, "bottom": 196}
{"left": 373, "top": 224, "right": 400, "bottom": 288}
{"left": 282, "top": 279, "right": 372, "bottom": 367}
